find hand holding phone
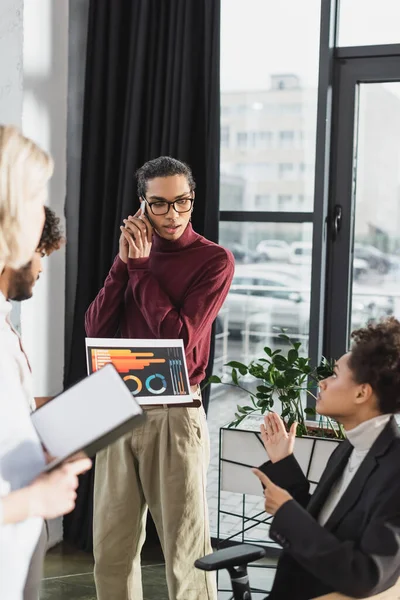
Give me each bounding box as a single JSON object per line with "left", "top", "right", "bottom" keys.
{"left": 140, "top": 198, "right": 156, "bottom": 232}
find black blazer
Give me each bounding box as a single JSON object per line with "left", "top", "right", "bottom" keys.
{"left": 260, "top": 417, "right": 400, "bottom": 600}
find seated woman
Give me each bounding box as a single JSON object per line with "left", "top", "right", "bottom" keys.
{"left": 253, "top": 317, "right": 400, "bottom": 600}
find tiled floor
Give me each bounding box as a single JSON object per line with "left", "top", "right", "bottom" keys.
{"left": 41, "top": 542, "right": 169, "bottom": 600}
{"left": 40, "top": 541, "right": 277, "bottom": 599}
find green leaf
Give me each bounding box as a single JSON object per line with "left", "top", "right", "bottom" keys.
{"left": 226, "top": 361, "right": 248, "bottom": 376}
{"left": 208, "top": 375, "right": 222, "bottom": 384}
{"left": 278, "top": 394, "right": 290, "bottom": 403}
{"left": 229, "top": 415, "right": 246, "bottom": 428}
{"left": 232, "top": 368, "right": 238, "bottom": 385}
{"left": 305, "top": 407, "right": 316, "bottom": 416}
{"left": 264, "top": 347, "right": 272, "bottom": 356}
{"left": 256, "top": 393, "right": 271, "bottom": 401}
{"left": 278, "top": 332, "right": 291, "bottom": 342}
{"left": 257, "top": 384, "right": 273, "bottom": 392}
{"left": 285, "top": 368, "right": 303, "bottom": 378}
{"left": 226, "top": 360, "right": 246, "bottom": 369}
{"left": 272, "top": 354, "right": 288, "bottom": 370}
{"left": 287, "top": 348, "right": 298, "bottom": 364}
{"left": 298, "top": 357, "right": 311, "bottom": 371}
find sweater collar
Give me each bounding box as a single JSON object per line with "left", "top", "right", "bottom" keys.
{"left": 346, "top": 413, "right": 392, "bottom": 452}
{"left": 152, "top": 222, "right": 199, "bottom": 252}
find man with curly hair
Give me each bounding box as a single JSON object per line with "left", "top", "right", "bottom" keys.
{"left": 251, "top": 317, "right": 400, "bottom": 599}
{"left": 6, "top": 206, "right": 65, "bottom": 303}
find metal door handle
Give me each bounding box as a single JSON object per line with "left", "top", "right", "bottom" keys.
{"left": 332, "top": 204, "right": 342, "bottom": 241}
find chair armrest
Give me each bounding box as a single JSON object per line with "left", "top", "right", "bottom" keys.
{"left": 195, "top": 545, "right": 266, "bottom": 572}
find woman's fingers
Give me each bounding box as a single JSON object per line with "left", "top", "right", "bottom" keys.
{"left": 289, "top": 422, "right": 298, "bottom": 440}
{"left": 273, "top": 412, "right": 286, "bottom": 435}
{"left": 260, "top": 423, "right": 269, "bottom": 442}
{"left": 264, "top": 413, "right": 275, "bottom": 437}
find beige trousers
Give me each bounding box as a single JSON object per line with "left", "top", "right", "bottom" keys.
{"left": 93, "top": 402, "right": 217, "bottom": 600}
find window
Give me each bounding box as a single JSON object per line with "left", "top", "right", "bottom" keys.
{"left": 255, "top": 194, "right": 273, "bottom": 210}
{"left": 299, "top": 162, "right": 306, "bottom": 176}
{"left": 279, "top": 130, "right": 295, "bottom": 147}
{"left": 237, "top": 131, "right": 247, "bottom": 148}
{"left": 278, "top": 194, "right": 293, "bottom": 210}
{"left": 279, "top": 163, "right": 295, "bottom": 179}
{"left": 339, "top": 0, "right": 400, "bottom": 47}
{"left": 230, "top": 277, "right": 254, "bottom": 295}
{"left": 254, "top": 131, "right": 273, "bottom": 148}
{"left": 236, "top": 162, "right": 274, "bottom": 181}
{"left": 220, "top": 174, "right": 245, "bottom": 210}
{"left": 280, "top": 103, "right": 302, "bottom": 114}
{"left": 215, "top": 0, "right": 322, "bottom": 540}
{"left": 221, "top": 126, "right": 230, "bottom": 148}
{"left": 216, "top": 0, "right": 400, "bottom": 551}
{"left": 235, "top": 131, "right": 273, "bottom": 150}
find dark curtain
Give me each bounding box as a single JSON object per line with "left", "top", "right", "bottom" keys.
{"left": 64, "top": 0, "right": 221, "bottom": 551}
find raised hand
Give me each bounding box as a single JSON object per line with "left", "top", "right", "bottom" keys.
{"left": 120, "top": 209, "right": 153, "bottom": 259}
{"left": 252, "top": 469, "right": 293, "bottom": 516}
{"left": 119, "top": 229, "right": 129, "bottom": 263}
{"left": 260, "top": 412, "right": 297, "bottom": 464}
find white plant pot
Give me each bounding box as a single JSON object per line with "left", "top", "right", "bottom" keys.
{"left": 220, "top": 414, "right": 341, "bottom": 497}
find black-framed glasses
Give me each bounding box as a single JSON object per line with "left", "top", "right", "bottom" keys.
{"left": 143, "top": 196, "right": 194, "bottom": 216}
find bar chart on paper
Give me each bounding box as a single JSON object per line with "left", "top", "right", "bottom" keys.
{"left": 85, "top": 338, "right": 192, "bottom": 405}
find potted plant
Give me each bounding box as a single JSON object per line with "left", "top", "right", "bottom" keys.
{"left": 210, "top": 332, "right": 345, "bottom": 439}
{"left": 210, "top": 333, "right": 345, "bottom": 498}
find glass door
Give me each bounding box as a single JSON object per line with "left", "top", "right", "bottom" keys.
{"left": 351, "top": 82, "right": 400, "bottom": 335}
{"left": 325, "top": 54, "right": 400, "bottom": 359}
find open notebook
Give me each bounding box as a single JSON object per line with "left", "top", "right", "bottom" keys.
{"left": 31, "top": 363, "right": 145, "bottom": 472}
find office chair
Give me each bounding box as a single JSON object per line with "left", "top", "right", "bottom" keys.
{"left": 195, "top": 544, "right": 266, "bottom": 599}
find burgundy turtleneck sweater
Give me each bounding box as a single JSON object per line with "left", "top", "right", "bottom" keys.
{"left": 85, "top": 224, "right": 235, "bottom": 385}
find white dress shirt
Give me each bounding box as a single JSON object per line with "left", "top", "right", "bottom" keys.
{"left": 0, "top": 291, "right": 46, "bottom": 600}
{"left": 318, "top": 414, "right": 391, "bottom": 526}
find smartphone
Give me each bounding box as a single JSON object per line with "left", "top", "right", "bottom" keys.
{"left": 140, "top": 198, "right": 156, "bottom": 231}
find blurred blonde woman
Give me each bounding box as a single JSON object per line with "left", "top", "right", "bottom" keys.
{"left": 0, "top": 126, "right": 91, "bottom": 600}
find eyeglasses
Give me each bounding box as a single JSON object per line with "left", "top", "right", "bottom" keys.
{"left": 143, "top": 196, "right": 194, "bottom": 216}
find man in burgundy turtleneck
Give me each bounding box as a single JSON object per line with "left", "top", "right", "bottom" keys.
{"left": 85, "top": 157, "right": 234, "bottom": 600}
